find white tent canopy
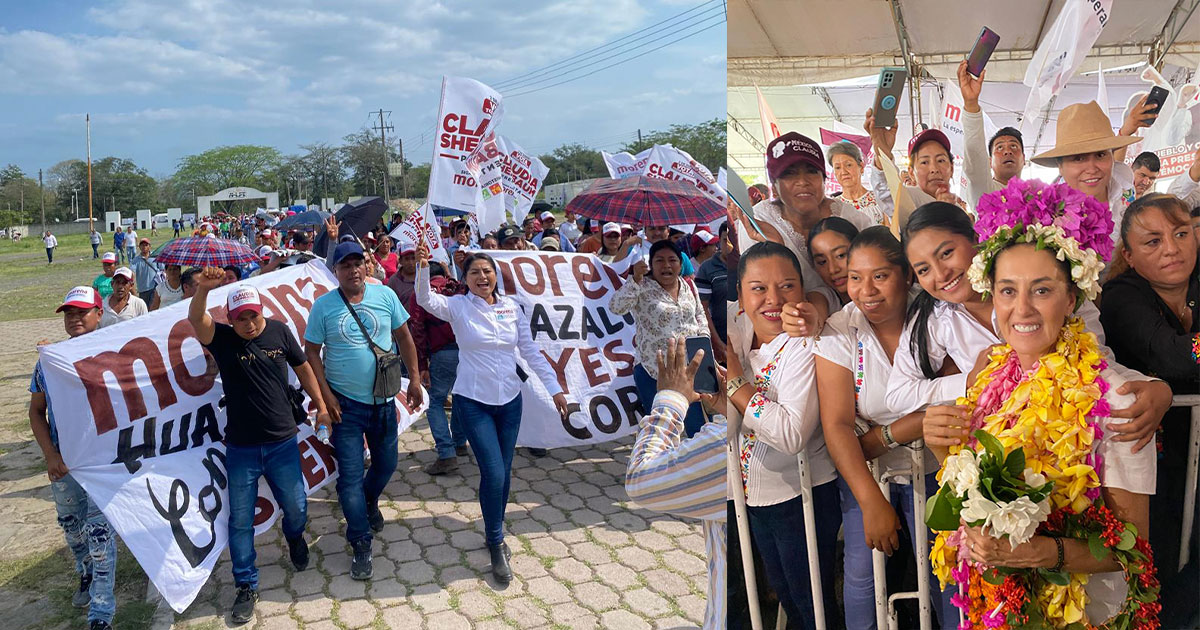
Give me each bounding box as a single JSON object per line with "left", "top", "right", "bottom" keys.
{"left": 728, "top": 0, "right": 1200, "bottom": 183}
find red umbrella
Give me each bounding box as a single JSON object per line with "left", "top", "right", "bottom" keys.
{"left": 153, "top": 236, "right": 259, "bottom": 267}
{"left": 565, "top": 176, "right": 725, "bottom": 225}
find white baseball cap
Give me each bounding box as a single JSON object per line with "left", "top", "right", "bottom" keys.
{"left": 540, "top": 211, "right": 555, "bottom": 221}
{"left": 693, "top": 229, "right": 718, "bottom": 245}
{"left": 113, "top": 267, "right": 133, "bottom": 281}
{"left": 101, "top": 252, "right": 117, "bottom": 263}
{"left": 602, "top": 222, "right": 622, "bottom": 235}
{"left": 257, "top": 245, "right": 273, "bottom": 259}
{"left": 227, "top": 286, "right": 263, "bottom": 319}
{"left": 57, "top": 286, "right": 102, "bottom": 312}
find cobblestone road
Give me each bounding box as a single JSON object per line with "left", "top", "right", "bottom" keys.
{"left": 0, "top": 318, "right": 709, "bottom": 630}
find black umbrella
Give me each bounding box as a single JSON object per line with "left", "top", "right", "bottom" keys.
{"left": 313, "top": 197, "right": 387, "bottom": 255}
{"left": 275, "top": 210, "right": 330, "bottom": 230}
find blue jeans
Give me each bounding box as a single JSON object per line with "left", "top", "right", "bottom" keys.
{"left": 331, "top": 391, "right": 398, "bottom": 545}
{"left": 837, "top": 472, "right": 960, "bottom": 630}
{"left": 125, "top": 245, "right": 135, "bottom": 262}
{"left": 428, "top": 346, "right": 466, "bottom": 459}
{"left": 633, "top": 363, "right": 705, "bottom": 438}
{"left": 91, "top": 243, "right": 99, "bottom": 258}
{"left": 746, "top": 483, "right": 841, "bottom": 630}
{"left": 454, "top": 393, "right": 522, "bottom": 546}
{"left": 51, "top": 473, "right": 116, "bottom": 624}
{"left": 226, "top": 436, "right": 308, "bottom": 589}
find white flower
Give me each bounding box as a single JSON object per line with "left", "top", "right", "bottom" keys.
{"left": 968, "top": 254, "right": 991, "bottom": 295}
{"left": 941, "top": 450, "right": 981, "bottom": 496}
{"left": 1023, "top": 467, "right": 1047, "bottom": 489}
{"left": 990, "top": 496, "right": 1053, "bottom": 549}
{"left": 960, "top": 489, "right": 1000, "bottom": 526}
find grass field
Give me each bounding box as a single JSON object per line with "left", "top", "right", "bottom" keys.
{"left": 0, "top": 232, "right": 170, "bottom": 323}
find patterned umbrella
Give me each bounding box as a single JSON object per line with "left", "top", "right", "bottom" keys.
{"left": 564, "top": 175, "right": 724, "bottom": 225}
{"left": 152, "top": 236, "right": 259, "bottom": 267}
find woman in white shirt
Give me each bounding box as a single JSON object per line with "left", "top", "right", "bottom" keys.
{"left": 812, "top": 227, "right": 957, "bottom": 629}
{"left": 886, "top": 202, "right": 1171, "bottom": 453}
{"left": 609, "top": 239, "right": 709, "bottom": 437}
{"left": 806, "top": 216, "right": 859, "bottom": 308}
{"left": 100, "top": 267, "right": 148, "bottom": 327}
{"left": 415, "top": 245, "right": 568, "bottom": 586}
{"left": 150, "top": 264, "right": 185, "bottom": 310}
{"left": 728, "top": 241, "right": 839, "bottom": 628}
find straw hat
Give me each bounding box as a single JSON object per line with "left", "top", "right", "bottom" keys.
{"left": 1031, "top": 101, "right": 1138, "bottom": 168}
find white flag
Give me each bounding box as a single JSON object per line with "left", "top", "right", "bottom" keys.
{"left": 466, "top": 132, "right": 509, "bottom": 235}
{"left": 601, "top": 148, "right": 652, "bottom": 179}
{"left": 1096, "top": 62, "right": 1111, "bottom": 125}
{"left": 1020, "top": 0, "right": 1112, "bottom": 132}
{"left": 495, "top": 135, "right": 550, "bottom": 224}
{"left": 755, "top": 85, "right": 782, "bottom": 144}
{"left": 428, "top": 76, "right": 504, "bottom": 213}
{"left": 390, "top": 203, "right": 449, "bottom": 264}
{"left": 644, "top": 144, "right": 728, "bottom": 206}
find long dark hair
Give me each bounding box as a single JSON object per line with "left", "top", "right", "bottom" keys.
{"left": 462, "top": 252, "right": 500, "bottom": 298}
{"left": 849, "top": 225, "right": 911, "bottom": 279}
{"left": 901, "top": 202, "right": 976, "bottom": 378}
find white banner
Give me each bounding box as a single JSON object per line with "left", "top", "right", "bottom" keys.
{"left": 939, "top": 82, "right": 999, "bottom": 193}
{"left": 466, "top": 132, "right": 508, "bottom": 235}
{"left": 496, "top": 135, "right": 549, "bottom": 224}
{"left": 488, "top": 251, "right": 641, "bottom": 448}
{"left": 428, "top": 76, "right": 504, "bottom": 214}
{"left": 1020, "top": 0, "right": 1112, "bottom": 132}
{"left": 391, "top": 203, "right": 450, "bottom": 265}
{"left": 37, "top": 262, "right": 428, "bottom": 613}
{"left": 601, "top": 148, "right": 652, "bottom": 179}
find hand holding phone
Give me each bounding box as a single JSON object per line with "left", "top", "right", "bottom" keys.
{"left": 1144, "top": 86, "right": 1169, "bottom": 118}
{"left": 871, "top": 66, "right": 908, "bottom": 130}
{"left": 685, "top": 336, "right": 719, "bottom": 394}
{"left": 966, "top": 27, "right": 1000, "bottom": 78}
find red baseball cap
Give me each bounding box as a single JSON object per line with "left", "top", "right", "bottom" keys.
{"left": 907, "top": 128, "right": 953, "bottom": 158}
{"left": 101, "top": 252, "right": 117, "bottom": 263}
{"left": 57, "top": 286, "right": 102, "bottom": 312}
{"left": 766, "top": 132, "right": 825, "bottom": 181}
{"left": 227, "top": 286, "right": 263, "bottom": 319}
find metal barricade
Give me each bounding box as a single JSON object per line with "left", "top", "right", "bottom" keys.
{"left": 1173, "top": 394, "right": 1200, "bottom": 573}
{"left": 870, "top": 440, "right": 934, "bottom": 630}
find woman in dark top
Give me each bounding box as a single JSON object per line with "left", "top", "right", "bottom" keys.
{"left": 1099, "top": 193, "right": 1200, "bottom": 627}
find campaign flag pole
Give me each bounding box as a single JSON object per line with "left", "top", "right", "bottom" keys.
{"left": 86, "top": 113, "right": 94, "bottom": 230}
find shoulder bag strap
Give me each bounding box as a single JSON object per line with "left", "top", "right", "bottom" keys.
{"left": 338, "top": 288, "right": 390, "bottom": 353}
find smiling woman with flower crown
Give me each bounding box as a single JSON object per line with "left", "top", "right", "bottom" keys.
{"left": 924, "top": 179, "right": 1162, "bottom": 629}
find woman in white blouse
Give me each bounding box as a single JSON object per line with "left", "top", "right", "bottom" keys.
{"left": 415, "top": 244, "right": 569, "bottom": 586}
{"left": 728, "top": 241, "right": 839, "bottom": 629}
{"left": 812, "top": 227, "right": 958, "bottom": 629}
{"left": 886, "top": 202, "right": 1171, "bottom": 453}
{"left": 609, "top": 239, "right": 709, "bottom": 437}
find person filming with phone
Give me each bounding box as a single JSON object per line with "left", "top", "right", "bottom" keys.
{"left": 414, "top": 240, "right": 569, "bottom": 586}
{"left": 610, "top": 238, "right": 711, "bottom": 438}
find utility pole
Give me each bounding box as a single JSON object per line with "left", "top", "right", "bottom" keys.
{"left": 38, "top": 169, "right": 45, "bottom": 233}
{"left": 86, "top": 114, "right": 94, "bottom": 230}
{"left": 398, "top": 138, "right": 407, "bottom": 198}
{"left": 637, "top": 128, "right": 642, "bottom": 143}
{"left": 371, "top": 109, "right": 394, "bottom": 202}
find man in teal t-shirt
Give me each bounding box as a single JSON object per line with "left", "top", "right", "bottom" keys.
{"left": 304, "top": 241, "right": 422, "bottom": 581}
{"left": 92, "top": 252, "right": 118, "bottom": 298}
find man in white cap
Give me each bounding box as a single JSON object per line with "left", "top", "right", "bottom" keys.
{"left": 92, "top": 252, "right": 119, "bottom": 298}
{"left": 30, "top": 287, "right": 120, "bottom": 630}
{"left": 189, "top": 268, "right": 329, "bottom": 623}
{"left": 689, "top": 229, "right": 719, "bottom": 265}
{"left": 249, "top": 246, "right": 283, "bottom": 278}
{"left": 100, "top": 267, "right": 148, "bottom": 327}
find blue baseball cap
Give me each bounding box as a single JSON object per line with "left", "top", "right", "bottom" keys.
{"left": 331, "top": 241, "right": 365, "bottom": 266}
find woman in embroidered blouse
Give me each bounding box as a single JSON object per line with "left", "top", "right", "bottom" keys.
{"left": 827, "top": 141, "right": 887, "bottom": 225}
{"left": 610, "top": 239, "right": 709, "bottom": 437}
{"left": 812, "top": 227, "right": 958, "bottom": 629}
{"left": 728, "top": 241, "right": 840, "bottom": 629}
{"left": 885, "top": 200, "right": 1172, "bottom": 454}
{"left": 1099, "top": 193, "right": 1199, "bottom": 623}
{"left": 807, "top": 216, "right": 859, "bottom": 307}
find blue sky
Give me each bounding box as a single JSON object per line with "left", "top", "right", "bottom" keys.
{"left": 0, "top": 0, "right": 726, "bottom": 178}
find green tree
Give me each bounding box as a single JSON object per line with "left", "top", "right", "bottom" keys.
{"left": 400, "top": 163, "right": 431, "bottom": 199}
{"left": 340, "top": 129, "right": 408, "bottom": 198}
{"left": 620, "top": 118, "right": 725, "bottom": 174}
{"left": 0, "top": 164, "right": 24, "bottom": 187}
{"left": 539, "top": 144, "right": 608, "bottom": 185}
{"left": 295, "top": 143, "right": 346, "bottom": 203}
{"left": 173, "top": 145, "right": 283, "bottom": 195}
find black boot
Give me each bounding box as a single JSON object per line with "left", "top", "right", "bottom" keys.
{"left": 367, "top": 505, "right": 385, "bottom": 532}
{"left": 230, "top": 583, "right": 258, "bottom": 624}
{"left": 488, "top": 542, "right": 512, "bottom": 585}
{"left": 287, "top": 535, "right": 309, "bottom": 572}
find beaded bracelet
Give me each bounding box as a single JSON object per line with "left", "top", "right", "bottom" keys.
{"left": 1051, "top": 536, "right": 1065, "bottom": 572}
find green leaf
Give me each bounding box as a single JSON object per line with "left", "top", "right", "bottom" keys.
{"left": 1125, "top": 522, "right": 1139, "bottom": 538}
{"left": 926, "top": 485, "right": 961, "bottom": 531}
{"left": 1117, "top": 529, "right": 1135, "bottom": 551}
{"left": 1088, "top": 532, "right": 1109, "bottom": 560}
{"left": 1039, "top": 569, "right": 1071, "bottom": 585}
{"left": 981, "top": 568, "right": 1005, "bottom": 585}
{"left": 974, "top": 430, "right": 1004, "bottom": 464}
{"left": 1004, "top": 447, "right": 1025, "bottom": 478}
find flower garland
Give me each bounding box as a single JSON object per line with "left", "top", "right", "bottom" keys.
{"left": 930, "top": 318, "right": 1160, "bottom": 629}
{"left": 967, "top": 179, "right": 1114, "bottom": 306}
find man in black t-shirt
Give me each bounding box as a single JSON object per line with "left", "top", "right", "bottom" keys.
{"left": 188, "top": 267, "right": 331, "bottom": 624}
